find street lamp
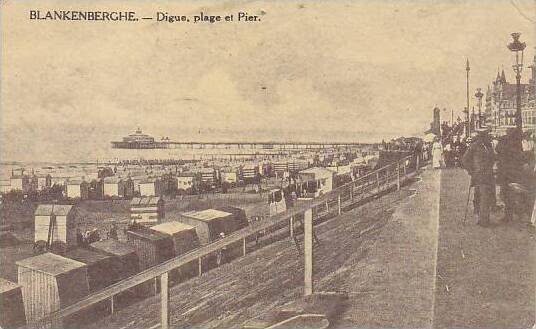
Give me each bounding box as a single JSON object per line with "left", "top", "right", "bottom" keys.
{"left": 507, "top": 32, "right": 526, "bottom": 131}
{"left": 475, "top": 88, "right": 484, "bottom": 128}
{"left": 463, "top": 107, "right": 469, "bottom": 136}
{"left": 465, "top": 59, "right": 471, "bottom": 135}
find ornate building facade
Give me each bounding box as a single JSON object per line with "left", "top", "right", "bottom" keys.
{"left": 485, "top": 54, "right": 536, "bottom": 135}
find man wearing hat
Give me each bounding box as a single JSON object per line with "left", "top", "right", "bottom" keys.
{"left": 496, "top": 128, "right": 528, "bottom": 222}
{"left": 462, "top": 127, "right": 495, "bottom": 226}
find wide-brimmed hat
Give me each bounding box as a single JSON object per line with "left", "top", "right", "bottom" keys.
{"left": 475, "top": 126, "right": 491, "bottom": 135}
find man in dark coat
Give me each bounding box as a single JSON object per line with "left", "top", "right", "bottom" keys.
{"left": 495, "top": 128, "right": 526, "bottom": 222}
{"left": 462, "top": 128, "right": 495, "bottom": 226}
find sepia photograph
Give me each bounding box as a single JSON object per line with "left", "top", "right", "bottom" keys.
{"left": 0, "top": 0, "right": 535, "bottom": 328}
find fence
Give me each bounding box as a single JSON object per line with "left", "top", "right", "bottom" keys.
{"left": 27, "top": 152, "right": 423, "bottom": 329}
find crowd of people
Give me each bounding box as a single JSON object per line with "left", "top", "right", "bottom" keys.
{"left": 430, "top": 123, "right": 535, "bottom": 227}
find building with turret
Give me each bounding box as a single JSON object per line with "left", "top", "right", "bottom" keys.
{"left": 485, "top": 60, "right": 535, "bottom": 134}
{"left": 525, "top": 51, "right": 536, "bottom": 131}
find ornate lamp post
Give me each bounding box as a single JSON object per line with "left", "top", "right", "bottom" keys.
{"left": 466, "top": 59, "right": 471, "bottom": 135}
{"left": 475, "top": 88, "right": 484, "bottom": 128}
{"left": 507, "top": 32, "right": 526, "bottom": 131}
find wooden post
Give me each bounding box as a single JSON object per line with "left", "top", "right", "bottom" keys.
{"left": 376, "top": 172, "right": 380, "bottom": 193}
{"left": 325, "top": 200, "right": 329, "bottom": 213}
{"left": 242, "top": 237, "right": 247, "bottom": 256}
{"left": 403, "top": 161, "right": 407, "bottom": 177}
{"left": 350, "top": 185, "right": 353, "bottom": 201}
{"left": 416, "top": 154, "right": 420, "bottom": 170}
{"left": 198, "top": 257, "right": 202, "bottom": 276}
{"left": 110, "top": 295, "right": 114, "bottom": 314}
{"left": 337, "top": 195, "right": 342, "bottom": 215}
{"left": 290, "top": 216, "right": 294, "bottom": 238}
{"left": 397, "top": 163, "right": 401, "bottom": 191}
{"left": 154, "top": 277, "right": 158, "bottom": 296}
{"left": 304, "top": 209, "right": 313, "bottom": 296}
{"left": 161, "top": 272, "right": 169, "bottom": 329}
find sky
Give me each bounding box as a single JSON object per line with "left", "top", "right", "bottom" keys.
{"left": 1, "top": 0, "right": 535, "bottom": 162}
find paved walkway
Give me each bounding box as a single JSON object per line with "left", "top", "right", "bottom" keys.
{"left": 433, "top": 168, "right": 535, "bottom": 328}
{"left": 331, "top": 167, "right": 441, "bottom": 328}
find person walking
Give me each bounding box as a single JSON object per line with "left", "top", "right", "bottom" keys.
{"left": 461, "top": 128, "right": 496, "bottom": 226}
{"left": 432, "top": 137, "right": 443, "bottom": 169}
{"left": 216, "top": 232, "right": 227, "bottom": 266}
{"left": 495, "top": 128, "right": 525, "bottom": 223}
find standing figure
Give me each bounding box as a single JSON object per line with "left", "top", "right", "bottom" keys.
{"left": 216, "top": 232, "right": 227, "bottom": 266}
{"left": 109, "top": 223, "right": 118, "bottom": 240}
{"left": 432, "top": 138, "right": 443, "bottom": 169}
{"left": 496, "top": 128, "right": 526, "bottom": 222}
{"left": 462, "top": 128, "right": 496, "bottom": 226}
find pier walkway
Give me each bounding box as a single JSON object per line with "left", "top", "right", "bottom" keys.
{"left": 73, "top": 167, "right": 535, "bottom": 328}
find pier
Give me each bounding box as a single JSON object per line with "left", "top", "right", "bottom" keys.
{"left": 111, "top": 140, "right": 372, "bottom": 151}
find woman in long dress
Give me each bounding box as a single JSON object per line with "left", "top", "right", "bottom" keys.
{"left": 432, "top": 138, "right": 443, "bottom": 169}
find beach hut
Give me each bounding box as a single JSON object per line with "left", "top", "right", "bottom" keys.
{"left": 199, "top": 167, "right": 217, "bottom": 187}
{"left": 119, "top": 177, "right": 135, "bottom": 198}
{"left": 31, "top": 173, "right": 52, "bottom": 191}
{"left": 0, "top": 180, "right": 11, "bottom": 193}
{"left": 0, "top": 278, "right": 26, "bottom": 328}
{"left": 272, "top": 161, "right": 288, "bottom": 178}
{"left": 150, "top": 221, "right": 200, "bottom": 256}
{"left": 138, "top": 178, "right": 157, "bottom": 196}
{"left": 298, "top": 167, "right": 335, "bottom": 198}
{"left": 176, "top": 174, "right": 198, "bottom": 193}
{"left": 130, "top": 196, "right": 165, "bottom": 225}
{"left": 89, "top": 239, "right": 140, "bottom": 280}
{"left": 17, "top": 253, "right": 89, "bottom": 325}
{"left": 179, "top": 208, "right": 248, "bottom": 246}
{"left": 288, "top": 160, "right": 308, "bottom": 173}
{"left": 215, "top": 206, "right": 249, "bottom": 230}
{"left": 64, "top": 248, "right": 116, "bottom": 293}
{"left": 89, "top": 239, "right": 142, "bottom": 302}
{"left": 179, "top": 208, "right": 248, "bottom": 266}
{"left": 34, "top": 204, "right": 78, "bottom": 248}
{"left": 221, "top": 169, "right": 239, "bottom": 186}
{"left": 103, "top": 177, "right": 122, "bottom": 197}
{"left": 126, "top": 228, "right": 174, "bottom": 271}
{"left": 266, "top": 189, "right": 287, "bottom": 216}
{"left": 65, "top": 179, "right": 89, "bottom": 199}
{"left": 150, "top": 221, "right": 200, "bottom": 279}
{"left": 10, "top": 174, "right": 31, "bottom": 192}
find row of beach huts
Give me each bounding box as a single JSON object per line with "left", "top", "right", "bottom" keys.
{"left": 1, "top": 152, "right": 380, "bottom": 199}
{"left": 1, "top": 203, "right": 249, "bottom": 328}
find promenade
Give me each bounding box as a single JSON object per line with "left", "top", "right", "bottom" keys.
{"left": 433, "top": 168, "right": 535, "bottom": 328}
{"left": 84, "top": 166, "right": 534, "bottom": 329}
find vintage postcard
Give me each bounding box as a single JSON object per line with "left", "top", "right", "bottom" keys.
{"left": 0, "top": 0, "right": 535, "bottom": 328}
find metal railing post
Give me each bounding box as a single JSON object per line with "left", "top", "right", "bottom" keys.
{"left": 337, "top": 195, "right": 342, "bottom": 215}
{"left": 304, "top": 209, "right": 313, "bottom": 296}
{"left": 242, "top": 237, "right": 247, "bottom": 256}
{"left": 290, "top": 216, "right": 294, "bottom": 238}
{"left": 198, "top": 257, "right": 202, "bottom": 276}
{"left": 110, "top": 295, "right": 114, "bottom": 314}
{"left": 161, "top": 272, "right": 169, "bottom": 329}
{"left": 397, "top": 162, "right": 401, "bottom": 191}
{"left": 376, "top": 172, "right": 380, "bottom": 194}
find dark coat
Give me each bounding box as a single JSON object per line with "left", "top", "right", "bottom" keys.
{"left": 461, "top": 139, "right": 495, "bottom": 186}
{"left": 495, "top": 137, "right": 525, "bottom": 185}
